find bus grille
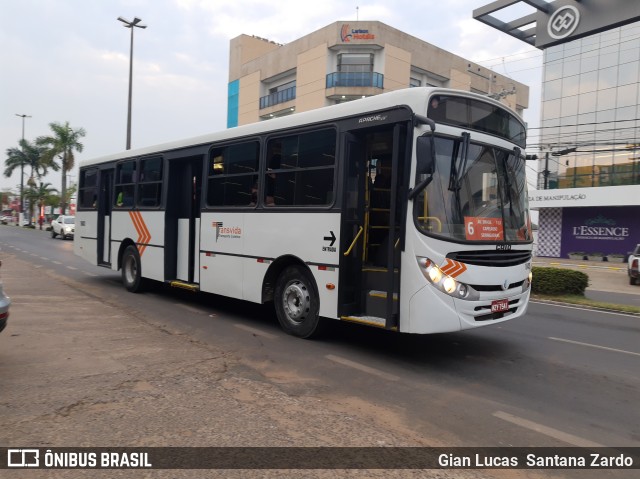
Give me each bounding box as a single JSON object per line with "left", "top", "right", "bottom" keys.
{"left": 447, "top": 250, "right": 531, "bottom": 267}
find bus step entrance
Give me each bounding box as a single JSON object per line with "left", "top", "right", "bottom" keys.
{"left": 366, "top": 290, "right": 398, "bottom": 318}
{"left": 169, "top": 280, "right": 200, "bottom": 292}
{"left": 340, "top": 315, "right": 396, "bottom": 331}
{"left": 361, "top": 267, "right": 399, "bottom": 326}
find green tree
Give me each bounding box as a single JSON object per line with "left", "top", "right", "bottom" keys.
{"left": 4, "top": 138, "right": 52, "bottom": 192}
{"left": 37, "top": 121, "right": 86, "bottom": 214}
{"left": 25, "top": 181, "right": 58, "bottom": 229}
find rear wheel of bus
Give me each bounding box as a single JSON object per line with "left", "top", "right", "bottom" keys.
{"left": 274, "top": 265, "right": 322, "bottom": 338}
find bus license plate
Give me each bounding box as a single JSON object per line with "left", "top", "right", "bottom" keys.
{"left": 491, "top": 299, "right": 509, "bottom": 313}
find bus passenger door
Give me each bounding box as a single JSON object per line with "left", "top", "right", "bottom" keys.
{"left": 338, "top": 133, "right": 366, "bottom": 316}
{"left": 165, "top": 156, "right": 203, "bottom": 286}
{"left": 339, "top": 125, "right": 407, "bottom": 330}
{"left": 97, "top": 169, "right": 113, "bottom": 266}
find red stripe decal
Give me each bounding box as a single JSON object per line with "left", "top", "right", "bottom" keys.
{"left": 440, "top": 259, "right": 467, "bottom": 278}
{"left": 129, "top": 211, "right": 151, "bottom": 256}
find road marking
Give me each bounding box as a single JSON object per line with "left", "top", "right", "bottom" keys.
{"left": 40, "top": 256, "right": 49, "bottom": 261}
{"left": 234, "top": 324, "right": 278, "bottom": 339}
{"left": 30, "top": 253, "right": 38, "bottom": 257}
{"left": 549, "top": 337, "right": 640, "bottom": 357}
{"left": 84, "top": 272, "right": 98, "bottom": 277}
{"left": 493, "top": 411, "right": 604, "bottom": 448}
{"left": 325, "top": 354, "right": 399, "bottom": 381}
{"left": 52, "top": 261, "right": 62, "bottom": 265}
{"left": 66, "top": 266, "right": 78, "bottom": 270}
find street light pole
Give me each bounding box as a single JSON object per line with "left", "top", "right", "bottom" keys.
{"left": 117, "top": 16, "right": 146, "bottom": 150}
{"left": 15, "top": 113, "right": 32, "bottom": 220}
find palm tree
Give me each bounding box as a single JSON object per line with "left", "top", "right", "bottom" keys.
{"left": 4, "top": 139, "right": 52, "bottom": 224}
{"left": 37, "top": 121, "right": 86, "bottom": 214}
{"left": 25, "top": 182, "right": 58, "bottom": 229}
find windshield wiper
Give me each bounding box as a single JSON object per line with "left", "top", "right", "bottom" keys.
{"left": 502, "top": 147, "right": 519, "bottom": 202}
{"left": 448, "top": 132, "right": 470, "bottom": 192}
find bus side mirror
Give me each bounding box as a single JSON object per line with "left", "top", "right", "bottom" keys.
{"left": 416, "top": 135, "right": 435, "bottom": 175}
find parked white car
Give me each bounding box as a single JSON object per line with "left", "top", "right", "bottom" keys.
{"left": 628, "top": 243, "right": 640, "bottom": 285}
{"left": 51, "top": 215, "right": 75, "bottom": 240}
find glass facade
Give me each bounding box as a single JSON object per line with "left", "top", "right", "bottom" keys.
{"left": 538, "top": 21, "right": 640, "bottom": 189}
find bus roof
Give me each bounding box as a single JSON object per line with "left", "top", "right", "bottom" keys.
{"left": 80, "top": 87, "right": 522, "bottom": 167}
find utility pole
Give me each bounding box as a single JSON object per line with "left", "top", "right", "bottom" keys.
{"left": 15, "top": 113, "right": 32, "bottom": 223}
{"left": 117, "top": 16, "right": 146, "bottom": 150}
{"left": 543, "top": 151, "right": 550, "bottom": 189}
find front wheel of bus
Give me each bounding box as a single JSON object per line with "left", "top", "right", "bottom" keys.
{"left": 274, "top": 265, "right": 322, "bottom": 338}
{"left": 122, "top": 245, "right": 145, "bottom": 293}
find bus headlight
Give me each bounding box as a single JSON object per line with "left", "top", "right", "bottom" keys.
{"left": 417, "top": 256, "right": 479, "bottom": 300}
{"left": 443, "top": 276, "right": 457, "bottom": 294}
{"left": 428, "top": 265, "right": 442, "bottom": 283}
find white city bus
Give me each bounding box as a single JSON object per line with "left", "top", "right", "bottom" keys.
{"left": 75, "top": 87, "right": 533, "bottom": 338}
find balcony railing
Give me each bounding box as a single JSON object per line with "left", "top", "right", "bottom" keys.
{"left": 326, "top": 72, "right": 384, "bottom": 89}
{"left": 260, "top": 86, "right": 296, "bottom": 110}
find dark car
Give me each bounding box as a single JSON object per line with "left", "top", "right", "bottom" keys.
{"left": 628, "top": 244, "right": 640, "bottom": 286}
{"left": 0, "top": 260, "right": 10, "bottom": 333}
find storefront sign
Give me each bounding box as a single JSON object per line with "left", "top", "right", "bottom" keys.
{"left": 529, "top": 185, "right": 640, "bottom": 209}
{"left": 560, "top": 206, "right": 638, "bottom": 257}
{"left": 340, "top": 24, "right": 375, "bottom": 42}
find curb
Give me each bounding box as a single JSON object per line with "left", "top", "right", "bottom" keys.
{"left": 531, "top": 297, "right": 640, "bottom": 316}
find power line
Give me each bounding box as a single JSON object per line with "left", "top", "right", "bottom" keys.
{"left": 527, "top": 117, "right": 640, "bottom": 131}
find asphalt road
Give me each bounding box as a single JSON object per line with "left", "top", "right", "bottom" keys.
{"left": 1, "top": 225, "right": 639, "bottom": 478}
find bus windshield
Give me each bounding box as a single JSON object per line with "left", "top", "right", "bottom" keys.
{"left": 413, "top": 135, "right": 531, "bottom": 243}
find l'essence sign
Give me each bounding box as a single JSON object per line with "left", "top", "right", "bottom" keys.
{"left": 560, "top": 206, "right": 639, "bottom": 257}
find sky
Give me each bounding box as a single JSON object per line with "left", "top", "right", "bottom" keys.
{"left": 0, "top": 0, "right": 544, "bottom": 195}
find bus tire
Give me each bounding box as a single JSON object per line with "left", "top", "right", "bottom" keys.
{"left": 274, "top": 265, "right": 322, "bottom": 338}
{"left": 122, "top": 245, "right": 145, "bottom": 293}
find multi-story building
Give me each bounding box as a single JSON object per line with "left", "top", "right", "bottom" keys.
{"left": 473, "top": 0, "right": 640, "bottom": 259}
{"left": 531, "top": 21, "right": 640, "bottom": 259}
{"left": 227, "top": 21, "right": 529, "bottom": 128}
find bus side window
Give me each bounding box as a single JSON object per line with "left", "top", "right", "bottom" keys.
{"left": 264, "top": 129, "right": 336, "bottom": 207}
{"left": 115, "top": 160, "right": 137, "bottom": 208}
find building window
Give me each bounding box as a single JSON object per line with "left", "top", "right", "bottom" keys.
{"left": 338, "top": 53, "right": 373, "bottom": 73}
{"left": 264, "top": 129, "right": 336, "bottom": 206}
{"left": 410, "top": 77, "right": 422, "bottom": 88}
{"left": 207, "top": 142, "right": 260, "bottom": 207}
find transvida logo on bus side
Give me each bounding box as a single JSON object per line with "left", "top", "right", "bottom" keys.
{"left": 212, "top": 221, "right": 242, "bottom": 241}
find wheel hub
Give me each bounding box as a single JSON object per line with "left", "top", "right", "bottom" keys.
{"left": 283, "top": 281, "right": 309, "bottom": 322}
{"left": 125, "top": 255, "right": 137, "bottom": 284}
